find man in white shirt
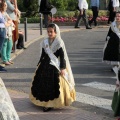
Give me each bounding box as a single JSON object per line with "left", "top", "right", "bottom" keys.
{"left": 108, "top": 0, "right": 120, "bottom": 24}
{"left": 75, "top": 0, "right": 92, "bottom": 29}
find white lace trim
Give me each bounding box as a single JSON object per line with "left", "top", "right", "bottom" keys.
{"left": 0, "top": 78, "right": 19, "bottom": 120}
{"left": 39, "top": 23, "right": 75, "bottom": 87}
{"left": 111, "top": 21, "right": 120, "bottom": 38}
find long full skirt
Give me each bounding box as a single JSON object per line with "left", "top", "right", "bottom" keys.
{"left": 29, "top": 63, "right": 76, "bottom": 108}
{"left": 103, "top": 33, "right": 120, "bottom": 65}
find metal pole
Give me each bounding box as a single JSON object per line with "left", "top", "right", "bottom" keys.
{"left": 24, "top": 17, "right": 27, "bottom": 42}
{"left": 40, "top": 13, "right": 42, "bottom": 35}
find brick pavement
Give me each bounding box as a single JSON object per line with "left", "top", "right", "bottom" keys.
{"left": 9, "top": 89, "right": 106, "bottom": 120}
{"left": 0, "top": 24, "right": 112, "bottom": 120}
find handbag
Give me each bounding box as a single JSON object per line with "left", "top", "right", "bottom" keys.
{"left": 111, "top": 88, "right": 120, "bottom": 117}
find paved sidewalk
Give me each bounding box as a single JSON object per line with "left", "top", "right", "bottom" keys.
{"left": 8, "top": 89, "right": 108, "bottom": 120}
{"left": 1, "top": 24, "right": 112, "bottom": 120}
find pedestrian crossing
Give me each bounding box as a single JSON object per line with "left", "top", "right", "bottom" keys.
{"left": 82, "top": 82, "right": 115, "bottom": 92}
{"left": 76, "top": 81, "right": 116, "bottom": 110}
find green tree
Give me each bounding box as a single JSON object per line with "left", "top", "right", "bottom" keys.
{"left": 17, "top": 0, "right": 24, "bottom": 12}
{"left": 50, "top": 0, "right": 68, "bottom": 10}
{"left": 67, "top": 0, "right": 78, "bottom": 11}
{"left": 17, "top": 0, "right": 39, "bottom": 17}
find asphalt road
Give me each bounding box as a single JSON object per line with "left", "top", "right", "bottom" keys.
{"left": 0, "top": 27, "right": 116, "bottom": 119}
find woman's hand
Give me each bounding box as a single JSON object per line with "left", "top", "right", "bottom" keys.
{"left": 60, "top": 69, "right": 66, "bottom": 76}
{"left": 5, "top": 22, "right": 11, "bottom": 27}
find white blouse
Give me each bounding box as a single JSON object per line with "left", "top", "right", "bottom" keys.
{"left": 112, "top": 0, "right": 120, "bottom": 7}
{"left": 78, "top": 0, "right": 88, "bottom": 10}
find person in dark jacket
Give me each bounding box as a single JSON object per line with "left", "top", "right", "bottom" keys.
{"left": 89, "top": 0, "right": 99, "bottom": 27}
{"left": 16, "top": 30, "right": 26, "bottom": 49}
{"left": 39, "top": 0, "right": 52, "bottom": 28}
{"left": 108, "top": 0, "right": 120, "bottom": 24}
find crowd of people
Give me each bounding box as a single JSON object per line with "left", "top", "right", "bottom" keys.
{"left": 0, "top": 0, "right": 120, "bottom": 119}
{"left": 0, "top": 0, "right": 25, "bottom": 72}
{"left": 32, "top": 0, "right": 120, "bottom": 118}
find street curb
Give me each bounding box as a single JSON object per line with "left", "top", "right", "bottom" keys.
{"left": 10, "top": 36, "right": 44, "bottom": 61}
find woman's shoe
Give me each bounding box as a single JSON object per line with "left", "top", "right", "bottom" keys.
{"left": 3, "top": 61, "right": 11, "bottom": 65}
{"left": 8, "top": 61, "right": 14, "bottom": 64}
{"left": 22, "top": 47, "right": 27, "bottom": 49}
{"left": 17, "top": 46, "right": 22, "bottom": 49}
{"left": 43, "top": 107, "right": 53, "bottom": 112}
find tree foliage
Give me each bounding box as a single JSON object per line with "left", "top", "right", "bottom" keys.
{"left": 17, "top": 0, "right": 39, "bottom": 17}
{"left": 49, "top": 0, "right": 78, "bottom": 11}
{"left": 18, "top": 0, "right": 109, "bottom": 17}
{"left": 17, "top": 0, "right": 81, "bottom": 12}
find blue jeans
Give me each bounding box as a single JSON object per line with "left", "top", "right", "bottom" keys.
{"left": 0, "top": 28, "right": 6, "bottom": 51}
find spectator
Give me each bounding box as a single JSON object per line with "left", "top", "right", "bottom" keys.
{"left": 0, "top": 0, "right": 10, "bottom": 71}
{"left": 5, "top": 0, "right": 19, "bottom": 51}
{"left": 89, "top": 0, "right": 99, "bottom": 27}
{"left": 103, "top": 12, "right": 120, "bottom": 72}
{"left": 39, "top": 0, "right": 52, "bottom": 28}
{"left": 108, "top": 0, "right": 120, "bottom": 24}
{"left": 1, "top": 2, "right": 14, "bottom": 65}
{"left": 74, "top": 0, "right": 92, "bottom": 29}
{"left": 15, "top": 9, "right": 26, "bottom": 49}
{"left": 30, "top": 23, "right": 76, "bottom": 112}
{"left": 16, "top": 30, "right": 26, "bottom": 49}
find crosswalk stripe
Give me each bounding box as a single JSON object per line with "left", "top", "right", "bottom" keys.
{"left": 82, "top": 81, "right": 115, "bottom": 92}
{"left": 76, "top": 92, "right": 112, "bottom": 110}
{"left": 75, "top": 81, "right": 116, "bottom": 110}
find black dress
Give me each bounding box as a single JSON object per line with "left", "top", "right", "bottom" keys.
{"left": 31, "top": 47, "right": 66, "bottom": 102}
{"left": 103, "top": 27, "right": 120, "bottom": 62}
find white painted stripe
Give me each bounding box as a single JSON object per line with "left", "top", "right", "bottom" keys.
{"left": 82, "top": 82, "right": 115, "bottom": 92}
{"left": 76, "top": 92, "right": 112, "bottom": 110}
{"left": 111, "top": 76, "right": 117, "bottom": 79}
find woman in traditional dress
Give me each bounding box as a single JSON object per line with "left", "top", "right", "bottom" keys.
{"left": 103, "top": 12, "right": 120, "bottom": 72}
{"left": 29, "top": 23, "right": 76, "bottom": 112}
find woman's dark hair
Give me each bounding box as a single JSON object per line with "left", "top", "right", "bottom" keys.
{"left": 116, "top": 11, "right": 120, "bottom": 14}
{"left": 0, "top": 0, "right": 5, "bottom": 12}
{"left": 47, "top": 23, "right": 56, "bottom": 33}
